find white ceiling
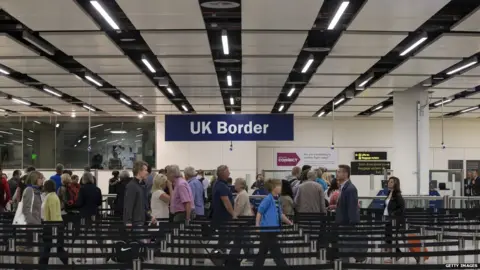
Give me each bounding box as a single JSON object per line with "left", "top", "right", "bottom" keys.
{"left": 0, "top": 0, "right": 478, "bottom": 118}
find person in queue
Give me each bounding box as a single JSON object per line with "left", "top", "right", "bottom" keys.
{"left": 286, "top": 166, "right": 301, "bottom": 186}
{"left": 251, "top": 174, "right": 264, "bottom": 190}
{"left": 49, "top": 163, "right": 64, "bottom": 193}
{"left": 335, "top": 164, "right": 365, "bottom": 263}
{"left": 254, "top": 178, "right": 293, "bottom": 267}
{"left": 212, "top": 165, "right": 236, "bottom": 223}
{"left": 76, "top": 172, "right": 103, "bottom": 227}
{"left": 196, "top": 170, "right": 208, "bottom": 200}
{"left": 14, "top": 167, "right": 36, "bottom": 203}
{"left": 294, "top": 170, "right": 326, "bottom": 213}
{"left": 109, "top": 171, "right": 120, "bottom": 194}
{"left": 124, "top": 161, "right": 152, "bottom": 227}
{"left": 279, "top": 180, "right": 294, "bottom": 216}
{"left": 167, "top": 165, "right": 194, "bottom": 223}
{"left": 383, "top": 176, "right": 405, "bottom": 263}
{"left": 326, "top": 179, "right": 340, "bottom": 210}
{"left": 292, "top": 165, "right": 311, "bottom": 196}
{"left": 115, "top": 170, "right": 131, "bottom": 218}
{"left": 473, "top": 170, "right": 480, "bottom": 198}
{"left": 185, "top": 166, "right": 204, "bottom": 217}
{"left": 322, "top": 172, "right": 333, "bottom": 188}
{"left": 8, "top": 170, "right": 21, "bottom": 201}
{"left": 234, "top": 178, "right": 252, "bottom": 217}
{"left": 63, "top": 170, "right": 73, "bottom": 176}
{"left": 0, "top": 168, "right": 10, "bottom": 212}
{"left": 58, "top": 173, "right": 71, "bottom": 217}
{"left": 315, "top": 168, "right": 329, "bottom": 191}
{"left": 150, "top": 173, "right": 171, "bottom": 220}
{"left": 40, "top": 180, "right": 69, "bottom": 266}
{"left": 17, "top": 171, "right": 44, "bottom": 264}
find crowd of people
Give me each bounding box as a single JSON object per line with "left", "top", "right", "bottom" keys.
{"left": 0, "top": 161, "right": 410, "bottom": 266}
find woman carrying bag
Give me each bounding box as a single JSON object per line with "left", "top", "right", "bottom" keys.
{"left": 383, "top": 176, "right": 405, "bottom": 264}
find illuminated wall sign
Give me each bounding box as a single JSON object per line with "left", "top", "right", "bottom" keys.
{"left": 354, "top": 151, "right": 387, "bottom": 161}
{"left": 351, "top": 161, "right": 391, "bottom": 175}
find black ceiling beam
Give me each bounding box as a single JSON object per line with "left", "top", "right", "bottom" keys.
{"left": 321, "top": 0, "right": 480, "bottom": 117}
{"left": 198, "top": 0, "right": 242, "bottom": 114}
{"left": 444, "top": 104, "right": 480, "bottom": 117}
{"left": 270, "top": 0, "right": 367, "bottom": 114}
{"left": 74, "top": 0, "right": 195, "bottom": 114}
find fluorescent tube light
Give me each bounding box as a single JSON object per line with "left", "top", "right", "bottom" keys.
{"left": 0, "top": 68, "right": 10, "bottom": 75}
{"left": 71, "top": 112, "right": 76, "bottom": 118}
{"left": 141, "top": 58, "right": 156, "bottom": 73}
{"left": 120, "top": 97, "right": 131, "bottom": 105}
{"left": 91, "top": 137, "right": 96, "bottom": 140}
{"left": 231, "top": 111, "right": 235, "bottom": 114}
{"left": 328, "top": 1, "right": 350, "bottom": 30}
{"left": 12, "top": 98, "right": 31, "bottom": 106}
{"left": 446, "top": 60, "right": 478, "bottom": 75}
{"left": 400, "top": 36, "right": 428, "bottom": 56}
{"left": 12, "top": 140, "right": 22, "bottom": 144}
{"left": 22, "top": 31, "right": 55, "bottom": 55}
{"left": 373, "top": 105, "right": 383, "bottom": 111}
{"left": 334, "top": 97, "right": 345, "bottom": 106}
{"left": 91, "top": 124, "right": 103, "bottom": 129}
{"left": 52, "top": 111, "right": 61, "bottom": 115}
{"left": 135, "top": 140, "right": 141, "bottom": 143}
{"left": 97, "top": 139, "right": 107, "bottom": 143}
{"left": 358, "top": 76, "right": 373, "bottom": 88}
{"left": 461, "top": 106, "right": 479, "bottom": 113}
{"left": 27, "top": 138, "right": 33, "bottom": 141}
{"left": 0, "top": 108, "right": 4, "bottom": 112}
{"left": 4, "top": 142, "right": 13, "bottom": 145}
{"left": 85, "top": 75, "right": 102, "bottom": 87}
{"left": 141, "top": 111, "right": 147, "bottom": 115}
{"left": 182, "top": 105, "right": 188, "bottom": 112}
{"left": 138, "top": 114, "right": 143, "bottom": 119}
{"left": 104, "top": 128, "right": 111, "bottom": 132}
{"left": 90, "top": 0, "right": 120, "bottom": 30}
{"left": 434, "top": 99, "right": 452, "bottom": 107}
{"left": 56, "top": 123, "right": 59, "bottom": 128}
{"left": 33, "top": 121, "right": 41, "bottom": 124}
{"left": 227, "top": 74, "right": 232, "bottom": 86}
{"left": 43, "top": 87, "right": 62, "bottom": 97}
{"left": 318, "top": 111, "right": 325, "bottom": 117}
{"left": 26, "top": 144, "right": 32, "bottom": 147}
{"left": 221, "top": 30, "right": 229, "bottom": 55}
{"left": 278, "top": 105, "right": 284, "bottom": 112}
{"left": 83, "top": 105, "right": 95, "bottom": 112}
{"left": 137, "top": 128, "right": 142, "bottom": 130}
{"left": 0, "top": 131, "right": 13, "bottom": 135}
{"left": 287, "top": 88, "right": 295, "bottom": 97}
{"left": 301, "top": 57, "right": 314, "bottom": 73}
{"left": 110, "top": 130, "right": 127, "bottom": 134}
{"left": 166, "top": 87, "right": 174, "bottom": 95}
{"left": 74, "top": 145, "right": 77, "bottom": 148}
{"left": 230, "top": 97, "right": 234, "bottom": 105}
{"left": 28, "top": 130, "right": 34, "bottom": 133}
{"left": 10, "top": 128, "right": 22, "bottom": 132}
{"left": 136, "top": 134, "right": 143, "bottom": 137}
{"left": 78, "top": 140, "right": 81, "bottom": 143}
{"left": 106, "top": 140, "right": 119, "bottom": 144}
{"left": 83, "top": 135, "right": 87, "bottom": 138}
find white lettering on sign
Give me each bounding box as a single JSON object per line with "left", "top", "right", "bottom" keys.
{"left": 217, "top": 121, "right": 269, "bottom": 135}
{"left": 190, "top": 121, "right": 212, "bottom": 134}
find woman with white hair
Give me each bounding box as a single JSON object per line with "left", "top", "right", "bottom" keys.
{"left": 151, "top": 174, "right": 172, "bottom": 220}
{"left": 233, "top": 178, "right": 252, "bottom": 217}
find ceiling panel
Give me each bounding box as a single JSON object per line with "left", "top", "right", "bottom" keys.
{"left": 416, "top": 34, "right": 480, "bottom": 58}
{"left": 40, "top": 32, "right": 123, "bottom": 56}
{"left": 87, "top": 97, "right": 123, "bottom": 106}
{"left": 53, "top": 105, "right": 82, "bottom": 112}
{"left": 243, "top": 97, "right": 278, "bottom": 105}
{"left": 348, "top": 97, "right": 389, "bottom": 106}
{"left": 327, "top": 112, "right": 358, "bottom": 117}
{"left": 457, "top": 113, "right": 480, "bottom": 118}
{"left": 183, "top": 88, "right": 221, "bottom": 97}
{"left": 119, "top": 87, "right": 165, "bottom": 98}
{"left": 357, "top": 88, "right": 394, "bottom": 97}
{"left": 243, "top": 74, "right": 288, "bottom": 87}
{"left": 447, "top": 98, "right": 480, "bottom": 107}
{"left": 131, "top": 95, "right": 170, "bottom": 105}
{"left": 159, "top": 56, "right": 216, "bottom": 74}
{"left": 95, "top": 105, "right": 134, "bottom": 113}
{"left": 1, "top": 105, "right": 41, "bottom": 112}
{"left": 242, "top": 88, "right": 280, "bottom": 97}
{"left": 316, "top": 57, "right": 379, "bottom": 74}
{"left": 331, "top": 32, "right": 406, "bottom": 57}
{"left": 0, "top": 57, "right": 67, "bottom": 74}
{"left": 348, "top": 0, "right": 449, "bottom": 31}
{"left": 0, "top": 34, "right": 38, "bottom": 57}
{"left": 0, "top": 76, "right": 27, "bottom": 87}
{"left": 26, "top": 97, "right": 72, "bottom": 106}
{"left": 243, "top": 57, "right": 296, "bottom": 73}
{"left": 242, "top": 105, "right": 274, "bottom": 111}
{"left": 335, "top": 105, "right": 371, "bottom": 112}
{"left": 243, "top": 32, "right": 308, "bottom": 56}
{"left": 75, "top": 57, "right": 140, "bottom": 74}
{"left": 0, "top": 88, "right": 50, "bottom": 98}
{"left": 29, "top": 74, "right": 89, "bottom": 87}
{"left": 132, "top": 98, "right": 175, "bottom": 112}
{"left": 294, "top": 97, "right": 332, "bottom": 105}
{"left": 243, "top": 0, "right": 323, "bottom": 30}
{"left": 391, "top": 58, "right": 461, "bottom": 75}
{"left": 300, "top": 88, "right": 344, "bottom": 97}
{"left": 373, "top": 112, "right": 393, "bottom": 118}
{"left": 452, "top": 8, "right": 480, "bottom": 32}
{"left": 433, "top": 76, "right": 480, "bottom": 89}
{"left": 1, "top": 0, "right": 99, "bottom": 31}
{"left": 460, "top": 66, "right": 480, "bottom": 76}
{"left": 170, "top": 74, "right": 219, "bottom": 87}
{"left": 372, "top": 75, "right": 427, "bottom": 88}
{"left": 430, "top": 106, "right": 468, "bottom": 113}
{"left": 141, "top": 32, "right": 211, "bottom": 55}
{"left": 292, "top": 112, "right": 315, "bottom": 117}
{"left": 58, "top": 87, "right": 109, "bottom": 98}
{"left": 289, "top": 105, "right": 318, "bottom": 112}
{"left": 194, "top": 105, "right": 225, "bottom": 112}
{"left": 188, "top": 97, "right": 223, "bottom": 105}
{"left": 430, "top": 88, "right": 464, "bottom": 98}
{"left": 308, "top": 75, "right": 358, "bottom": 87}
{"left": 117, "top": 0, "right": 205, "bottom": 30}
{"left": 100, "top": 74, "right": 152, "bottom": 87}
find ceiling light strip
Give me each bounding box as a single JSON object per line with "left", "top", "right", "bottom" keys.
{"left": 90, "top": 0, "right": 120, "bottom": 30}
{"left": 446, "top": 60, "right": 478, "bottom": 75}
{"left": 327, "top": 1, "right": 350, "bottom": 30}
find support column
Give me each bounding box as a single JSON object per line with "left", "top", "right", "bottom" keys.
{"left": 392, "top": 88, "right": 429, "bottom": 195}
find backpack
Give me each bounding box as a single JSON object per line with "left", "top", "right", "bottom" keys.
{"left": 110, "top": 240, "right": 145, "bottom": 263}
{"left": 66, "top": 184, "right": 80, "bottom": 208}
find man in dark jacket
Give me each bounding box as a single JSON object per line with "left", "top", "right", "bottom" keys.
{"left": 76, "top": 172, "right": 102, "bottom": 218}
{"left": 115, "top": 171, "right": 131, "bottom": 217}
{"left": 124, "top": 161, "right": 151, "bottom": 227}
{"left": 8, "top": 170, "right": 21, "bottom": 199}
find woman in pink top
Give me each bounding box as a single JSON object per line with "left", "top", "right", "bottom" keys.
{"left": 327, "top": 179, "right": 340, "bottom": 210}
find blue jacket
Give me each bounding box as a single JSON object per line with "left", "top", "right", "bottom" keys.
{"left": 258, "top": 193, "right": 282, "bottom": 228}
{"left": 50, "top": 174, "right": 62, "bottom": 193}
{"left": 315, "top": 178, "right": 328, "bottom": 191}
{"left": 335, "top": 180, "right": 360, "bottom": 225}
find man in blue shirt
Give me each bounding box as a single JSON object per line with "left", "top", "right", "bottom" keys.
{"left": 50, "top": 163, "right": 64, "bottom": 193}
{"left": 185, "top": 166, "right": 204, "bottom": 216}
{"left": 212, "top": 165, "right": 235, "bottom": 223}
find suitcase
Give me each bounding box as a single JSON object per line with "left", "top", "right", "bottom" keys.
{"left": 406, "top": 234, "right": 429, "bottom": 262}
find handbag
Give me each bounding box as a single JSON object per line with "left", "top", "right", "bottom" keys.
{"left": 12, "top": 189, "right": 34, "bottom": 226}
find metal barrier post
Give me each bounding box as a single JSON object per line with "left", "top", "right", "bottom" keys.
{"left": 166, "top": 234, "right": 172, "bottom": 265}
{"left": 475, "top": 229, "right": 479, "bottom": 264}
{"left": 81, "top": 218, "right": 86, "bottom": 264}
{"left": 437, "top": 233, "right": 443, "bottom": 264}
{"left": 319, "top": 248, "right": 327, "bottom": 263}
{"left": 459, "top": 237, "right": 465, "bottom": 264}
{"left": 52, "top": 225, "right": 58, "bottom": 265}
{"left": 334, "top": 259, "right": 342, "bottom": 270}
{"left": 8, "top": 238, "right": 15, "bottom": 264}
{"left": 33, "top": 232, "right": 39, "bottom": 265}
{"left": 173, "top": 228, "right": 180, "bottom": 265}
{"left": 147, "top": 248, "right": 154, "bottom": 263}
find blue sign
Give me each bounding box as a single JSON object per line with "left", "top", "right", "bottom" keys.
{"left": 165, "top": 114, "right": 294, "bottom": 141}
